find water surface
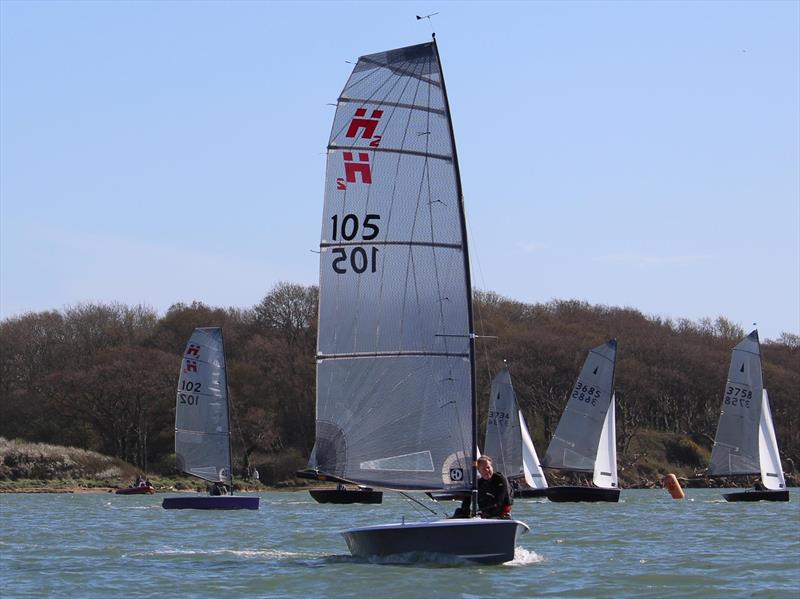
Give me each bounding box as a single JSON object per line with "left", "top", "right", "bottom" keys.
{"left": 1, "top": 489, "right": 798, "bottom": 597}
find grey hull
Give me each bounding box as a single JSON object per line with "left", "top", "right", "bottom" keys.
{"left": 342, "top": 518, "right": 529, "bottom": 564}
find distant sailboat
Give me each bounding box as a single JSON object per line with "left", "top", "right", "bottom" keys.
{"left": 297, "top": 37, "right": 528, "bottom": 563}
{"left": 483, "top": 368, "right": 548, "bottom": 498}
{"left": 708, "top": 330, "right": 789, "bottom": 502}
{"left": 541, "top": 339, "right": 620, "bottom": 502}
{"left": 162, "top": 327, "right": 259, "bottom": 510}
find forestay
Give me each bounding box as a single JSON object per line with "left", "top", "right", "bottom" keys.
{"left": 709, "top": 331, "right": 763, "bottom": 476}
{"left": 175, "top": 327, "right": 231, "bottom": 483}
{"left": 542, "top": 339, "right": 618, "bottom": 472}
{"left": 484, "top": 368, "right": 547, "bottom": 489}
{"left": 309, "top": 42, "right": 474, "bottom": 492}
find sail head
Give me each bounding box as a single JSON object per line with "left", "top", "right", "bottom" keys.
{"left": 174, "top": 327, "right": 231, "bottom": 483}
{"left": 310, "top": 41, "right": 473, "bottom": 492}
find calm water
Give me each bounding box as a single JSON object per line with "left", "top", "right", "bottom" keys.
{"left": 1, "top": 489, "right": 798, "bottom": 598}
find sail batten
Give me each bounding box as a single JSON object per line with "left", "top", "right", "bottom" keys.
{"left": 327, "top": 144, "right": 453, "bottom": 162}
{"left": 338, "top": 97, "right": 447, "bottom": 116}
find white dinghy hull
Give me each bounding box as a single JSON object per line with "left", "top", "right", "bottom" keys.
{"left": 342, "top": 518, "right": 529, "bottom": 564}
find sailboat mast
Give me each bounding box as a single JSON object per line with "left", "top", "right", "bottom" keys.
{"left": 431, "top": 35, "right": 478, "bottom": 513}
{"left": 221, "top": 328, "right": 235, "bottom": 496}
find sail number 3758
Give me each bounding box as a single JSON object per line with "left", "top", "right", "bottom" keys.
{"left": 724, "top": 385, "right": 752, "bottom": 408}
{"left": 330, "top": 213, "right": 381, "bottom": 274}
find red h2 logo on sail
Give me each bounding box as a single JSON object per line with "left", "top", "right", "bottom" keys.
{"left": 342, "top": 152, "right": 372, "bottom": 184}
{"left": 346, "top": 108, "right": 383, "bottom": 142}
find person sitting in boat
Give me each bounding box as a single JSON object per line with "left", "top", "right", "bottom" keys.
{"left": 134, "top": 475, "right": 145, "bottom": 487}
{"left": 451, "top": 455, "right": 513, "bottom": 519}
{"left": 210, "top": 482, "right": 226, "bottom": 496}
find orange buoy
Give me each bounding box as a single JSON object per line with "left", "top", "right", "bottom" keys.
{"left": 663, "top": 473, "right": 685, "bottom": 499}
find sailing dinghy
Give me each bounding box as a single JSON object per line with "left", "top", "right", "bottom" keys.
{"left": 297, "top": 37, "right": 528, "bottom": 564}
{"left": 484, "top": 368, "right": 548, "bottom": 498}
{"left": 162, "top": 327, "right": 259, "bottom": 510}
{"left": 708, "top": 330, "right": 789, "bottom": 502}
{"left": 541, "top": 339, "right": 620, "bottom": 502}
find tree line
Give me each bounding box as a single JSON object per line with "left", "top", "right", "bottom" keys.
{"left": 1, "top": 283, "right": 797, "bottom": 483}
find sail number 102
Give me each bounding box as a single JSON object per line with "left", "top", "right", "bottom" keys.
{"left": 179, "top": 380, "right": 202, "bottom": 406}
{"left": 330, "top": 213, "right": 381, "bottom": 275}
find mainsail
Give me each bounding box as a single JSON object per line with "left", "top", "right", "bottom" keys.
{"left": 484, "top": 368, "right": 547, "bottom": 490}
{"left": 175, "top": 327, "right": 232, "bottom": 484}
{"left": 308, "top": 41, "right": 475, "bottom": 492}
{"left": 709, "top": 330, "right": 764, "bottom": 476}
{"left": 542, "top": 339, "right": 618, "bottom": 473}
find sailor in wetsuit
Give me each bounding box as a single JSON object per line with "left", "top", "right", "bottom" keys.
{"left": 451, "top": 455, "right": 513, "bottom": 519}
{"left": 476, "top": 455, "right": 513, "bottom": 518}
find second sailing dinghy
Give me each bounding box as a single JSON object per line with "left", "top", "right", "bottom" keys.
{"left": 484, "top": 368, "right": 548, "bottom": 498}
{"left": 541, "top": 339, "right": 620, "bottom": 502}
{"left": 708, "top": 330, "right": 789, "bottom": 502}
{"left": 297, "top": 37, "right": 528, "bottom": 564}
{"left": 162, "top": 328, "right": 259, "bottom": 510}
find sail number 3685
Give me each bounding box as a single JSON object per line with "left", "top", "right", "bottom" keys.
{"left": 330, "top": 213, "right": 381, "bottom": 275}
{"left": 572, "top": 381, "right": 601, "bottom": 406}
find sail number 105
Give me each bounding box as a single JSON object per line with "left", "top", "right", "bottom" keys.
{"left": 330, "top": 213, "right": 381, "bottom": 275}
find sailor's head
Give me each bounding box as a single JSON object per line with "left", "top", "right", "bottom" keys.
{"left": 477, "top": 456, "right": 494, "bottom": 480}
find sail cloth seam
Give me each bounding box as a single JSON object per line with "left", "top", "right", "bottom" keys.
{"left": 338, "top": 96, "right": 446, "bottom": 116}
{"left": 328, "top": 144, "right": 453, "bottom": 163}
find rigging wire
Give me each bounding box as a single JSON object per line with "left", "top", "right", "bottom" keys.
{"left": 464, "top": 202, "right": 498, "bottom": 416}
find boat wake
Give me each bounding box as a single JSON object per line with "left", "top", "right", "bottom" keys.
{"left": 506, "top": 547, "right": 544, "bottom": 566}
{"left": 141, "top": 548, "right": 305, "bottom": 560}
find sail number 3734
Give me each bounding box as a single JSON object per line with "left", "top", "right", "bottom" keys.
{"left": 330, "top": 213, "right": 381, "bottom": 274}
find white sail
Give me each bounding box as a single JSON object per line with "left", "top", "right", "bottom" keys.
{"left": 758, "top": 389, "right": 786, "bottom": 490}
{"left": 709, "top": 330, "right": 763, "bottom": 476}
{"left": 174, "top": 327, "right": 231, "bottom": 484}
{"left": 519, "top": 411, "right": 548, "bottom": 490}
{"left": 592, "top": 395, "right": 618, "bottom": 489}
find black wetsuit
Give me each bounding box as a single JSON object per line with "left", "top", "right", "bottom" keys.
{"left": 452, "top": 471, "right": 513, "bottom": 519}
{"left": 477, "top": 472, "right": 512, "bottom": 518}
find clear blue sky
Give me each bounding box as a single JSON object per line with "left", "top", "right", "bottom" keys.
{"left": 2, "top": 0, "right": 798, "bottom": 341}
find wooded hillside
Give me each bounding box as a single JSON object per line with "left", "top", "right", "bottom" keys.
{"left": 1, "top": 283, "right": 797, "bottom": 485}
